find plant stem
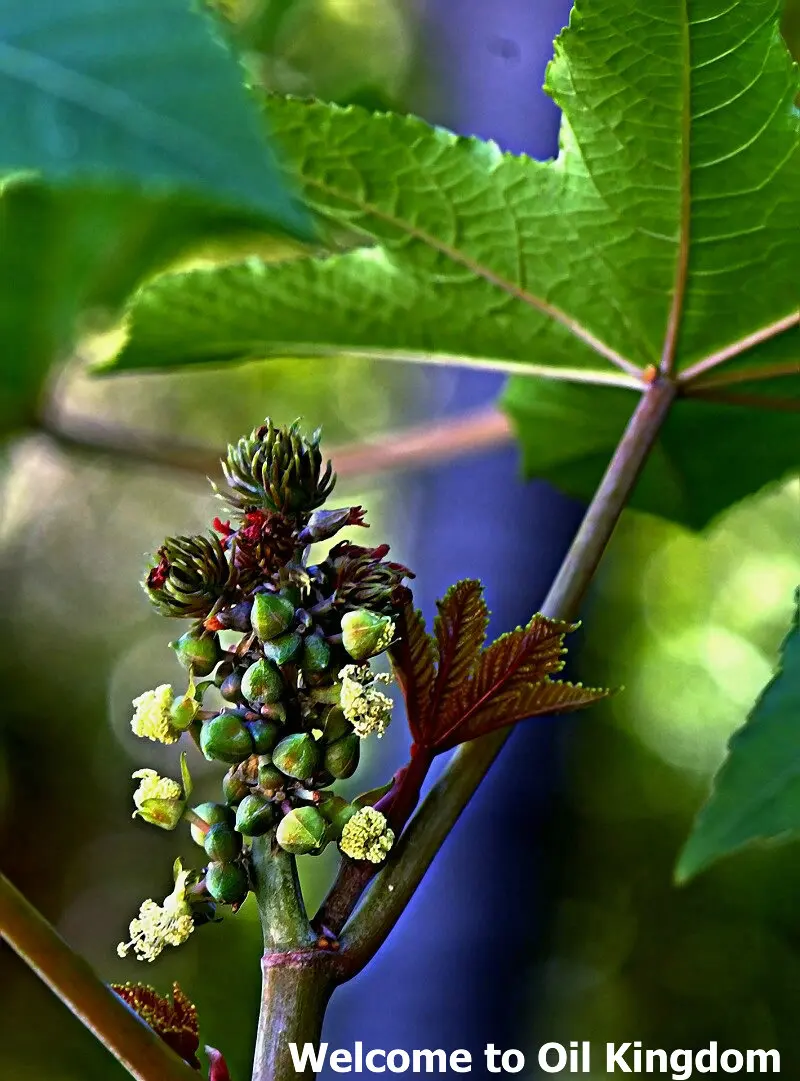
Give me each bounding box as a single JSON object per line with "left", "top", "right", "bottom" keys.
{"left": 338, "top": 375, "right": 677, "bottom": 972}
{"left": 0, "top": 872, "right": 197, "bottom": 1081}
{"left": 249, "top": 836, "right": 343, "bottom": 1081}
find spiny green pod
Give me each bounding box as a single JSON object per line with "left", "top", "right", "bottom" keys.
{"left": 272, "top": 733, "right": 321, "bottom": 781}
{"left": 301, "top": 634, "right": 331, "bottom": 673}
{"left": 219, "top": 669, "right": 244, "bottom": 703}
{"left": 171, "top": 630, "right": 221, "bottom": 676}
{"left": 324, "top": 733, "right": 360, "bottom": 780}
{"left": 257, "top": 761, "right": 287, "bottom": 792}
{"left": 206, "top": 861, "right": 248, "bottom": 905}
{"left": 275, "top": 806, "right": 327, "bottom": 855}
{"left": 241, "top": 659, "right": 283, "bottom": 706}
{"left": 235, "top": 793, "right": 275, "bottom": 836}
{"left": 245, "top": 719, "right": 281, "bottom": 755}
{"left": 222, "top": 767, "right": 250, "bottom": 805}
{"left": 200, "top": 713, "right": 254, "bottom": 763}
{"left": 341, "top": 609, "right": 395, "bottom": 661}
{"left": 189, "top": 802, "right": 234, "bottom": 846}
{"left": 263, "top": 632, "right": 302, "bottom": 666}
{"left": 322, "top": 707, "right": 353, "bottom": 744}
{"left": 251, "top": 592, "right": 295, "bottom": 641}
{"left": 204, "top": 821, "right": 242, "bottom": 863}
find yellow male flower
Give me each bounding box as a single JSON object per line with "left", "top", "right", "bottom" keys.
{"left": 340, "top": 807, "right": 395, "bottom": 864}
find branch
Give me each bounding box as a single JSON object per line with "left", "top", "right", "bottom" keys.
{"left": 38, "top": 406, "right": 514, "bottom": 482}
{"left": 338, "top": 376, "right": 677, "bottom": 973}
{"left": 0, "top": 872, "right": 198, "bottom": 1081}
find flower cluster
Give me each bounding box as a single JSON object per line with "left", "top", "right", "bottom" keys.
{"left": 120, "top": 419, "right": 412, "bottom": 962}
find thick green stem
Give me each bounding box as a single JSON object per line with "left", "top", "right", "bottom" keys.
{"left": 249, "top": 836, "right": 342, "bottom": 1081}
{"left": 0, "top": 872, "right": 198, "bottom": 1081}
{"left": 339, "top": 376, "right": 677, "bottom": 972}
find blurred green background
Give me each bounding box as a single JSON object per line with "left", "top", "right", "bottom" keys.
{"left": 1, "top": 1, "right": 798, "bottom": 1079}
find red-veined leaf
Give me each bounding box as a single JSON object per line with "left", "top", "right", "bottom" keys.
{"left": 389, "top": 603, "right": 436, "bottom": 743}
{"left": 431, "top": 580, "right": 489, "bottom": 720}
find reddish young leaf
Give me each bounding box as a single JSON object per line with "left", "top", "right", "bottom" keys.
{"left": 111, "top": 981, "right": 200, "bottom": 1069}
{"left": 389, "top": 603, "right": 436, "bottom": 744}
{"left": 433, "top": 615, "right": 609, "bottom": 751}
{"left": 431, "top": 580, "right": 489, "bottom": 718}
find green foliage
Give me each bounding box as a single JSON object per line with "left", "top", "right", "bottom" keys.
{"left": 0, "top": 0, "right": 309, "bottom": 439}
{"left": 676, "top": 592, "right": 800, "bottom": 883}
{"left": 502, "top": 377, "right": 800, "bottom": 530}
{"left": 0, "top": 0, "right": 307, "bottom": 228}
{"left": 109, "top": 0, "right": 798, "bottom": 528}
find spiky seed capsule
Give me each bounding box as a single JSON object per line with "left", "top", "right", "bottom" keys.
{"left": 241, "top": 659, "right": 283, "bottom": 706}
{"left": 235, "top": 794, "right": 275, "bottom": 836}
{"left": 323, "top": 733, "right": 360, "bottom": 779}
{"left": 189, "top": 802, "right": 235, "bottom": 846}
{"left": 144, "top": 533, "right": 230, "bottom": 619}
{"left": 251, "top": 592, "right": 295, "bottom": 641}
{"left": 341, "top": 610, "right": 395, "bottom": 661}
{"left": 203, "top": 822, "right": 242, "bottom": 863}
{"left": 171, "top": 631, "right": 221, "bottom": 677}
{"left": 244, "top": 719, "right": 281, "bottom": 755}
{"left": 217, "top": 419, "right": 336, "bottom": 516}
{"left": 275, "top": 806, "right": 327, "bottom": 855}
{"left": 199, "top": 714, "right": 254, "bottom": 764}
{"left": 271, "top": 733, "right": 321, "bottom": 781}
{"left": 205, "top": 862, "right": 248, "bottom": 905}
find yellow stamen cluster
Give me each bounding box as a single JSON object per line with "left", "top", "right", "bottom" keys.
{"left": 340, "top": 807, "right": 395, "bottom": 864}
{"left": 117, "top": 869, "right": 194, "bottom": 962}
{"left": 131, "top": 769, "right": 182, "bottom": 817}
{"left": 131, "top": 685, "right": 180, "bottom": 744}
{"left": 339, "top": 665, "right": 393, "bottom": 738}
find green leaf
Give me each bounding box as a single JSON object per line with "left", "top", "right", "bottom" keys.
{"left": 502, "top": 373, "right": 800, "bottom": 530}
{"left": 0, "top": 0, "right": 308, "bottom": 232}
{"left": 0, "top": 180, "right": 255, "bottom": 438}
{"left": 112, "top": 0, "right": 796, "bottom": 383}
{"left": 676, "top": 592, "right": 800, "bottom": 883}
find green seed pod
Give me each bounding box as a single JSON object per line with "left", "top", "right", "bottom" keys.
{"left": 263, "top": 631, "right": 302, "bottom": 666}
{"left": 272, "top": 733, "right": 321, "bottom": 781}
{"left": 341, "top": 609, "right": 395, "bottom": 661}
{"left": 275, "top": 806, "right": 327, "bottom": 855}
{"left": 245, "top": 719, "right": 281, "bottom": 755}
{"left": 219, "top": 669, "right": 244, "bottom": 703}
{"left": 204, "top": 821, "right": 242, "bottom": 863}
{"left": 222, "top": 767, "right": 250, "bottom": 805}
{"left": 241, "top": 659, "right": 283, "bottom": 706}
{"left": 206, "top": 861, "right": 248, "bottom": 905}
{"left": 235, "top": 793, "right": 275, "bottom": 836}
{"left": 322, "top": 707, "right": 353, "bottom": 744}
{"left": 323, "top": 733, "right": 360, "bottom": 779}
{"left": 214, "top": 659, "right": 235, "bottom": 686}
{"left": 301, "top": 634, "right": 331, "bottom": 673}
{"left": 200, "top": 713, "right": 254, "bottom": 763}
{"left": 257, "top": 761, "right": 286, "bottom": 792}
{"left": 251, "top": 592, "right": 295, "bottom": 641}
{"left": 260, "top": 702, "right": 287, "bottom": 725}
{"left": 169, "top": 694, "right": 199, "bottom": 731}
{"left": 171, "top": 630, "right": 221, "bottom": 676}
{"left": 319, "top": 797, "right": 359, "bottom": 839}
{"left": 189, "top": 802, "right": 234, "bottom": 846}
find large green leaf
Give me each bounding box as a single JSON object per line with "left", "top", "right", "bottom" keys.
{"left": 0, "top": 0, "right": 307, "bottom": 232}
{"left": 0, "top": 181, "right": 259, "bottom": 437}
{"left": 112, "top": 0, "right": 797, "bottom": 382}
{"left": 676, "top": 593, "right": 800, "bottom": 882}
{"left": 502, "top": 368, "right": 800, "bottom": 529}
